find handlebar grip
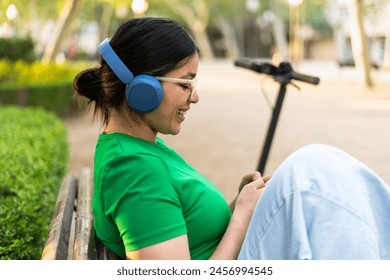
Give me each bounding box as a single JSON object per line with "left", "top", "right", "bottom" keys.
{"left": 234, "top": 59, "right": 264, "bottom": 73}
{"left": 234, "top": 59, "right": 253, "bottom": 69}
{"left": 234, "top": 59, "right": 320, "bottom": 85}
{"left": 291, "top": 72, "right": 320, "bottom": 85}
{"left": 234, "top": 59, "right": 277, "bottom": 75}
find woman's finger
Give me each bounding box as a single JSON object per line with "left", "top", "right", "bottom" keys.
{"left": 262, "top": 174, "right": 272, "bottom": 183}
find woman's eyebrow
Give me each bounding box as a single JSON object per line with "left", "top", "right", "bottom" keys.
{"left": 180, "top": 72, "right": 197, "bottom": 79}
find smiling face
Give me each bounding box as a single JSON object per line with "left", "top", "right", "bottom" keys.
{"left": 143, "top": 53, "right": 199, "bottom": 136}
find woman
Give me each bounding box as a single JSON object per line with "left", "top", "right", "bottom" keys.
{"left": 74, "top": 17, "right": 390, "bottom": 260}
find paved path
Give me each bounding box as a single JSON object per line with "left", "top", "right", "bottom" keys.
{"left": 65, "top": 59, "right": 390, "bottom": 201}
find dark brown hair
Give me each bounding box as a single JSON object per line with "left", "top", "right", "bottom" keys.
{"left": 73, "top": 17, "right": 197, "bottom": 125}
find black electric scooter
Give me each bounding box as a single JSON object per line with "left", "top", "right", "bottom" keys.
{"left": 234, "top": 59, "right": 320, "bottom": 174}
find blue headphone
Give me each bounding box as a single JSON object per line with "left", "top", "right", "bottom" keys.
{"left": 98, "top": 38, "right": 163, "bottom": 113}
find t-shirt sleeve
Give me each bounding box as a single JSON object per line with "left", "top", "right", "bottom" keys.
{"left": 102, "top": 153, "right": 187, "bottom": 252}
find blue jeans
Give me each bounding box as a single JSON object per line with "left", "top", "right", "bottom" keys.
{"left": 238, "top": 144, "right": 390, "bottom": 259}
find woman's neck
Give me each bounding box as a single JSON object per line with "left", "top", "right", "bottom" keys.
{"left": 104, "top": 111, "right": 157, "bottom": 143}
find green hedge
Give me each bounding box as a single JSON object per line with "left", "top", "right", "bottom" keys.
{"left": 0, "top": 60, "right": 82, "bottom": 86}
{"left": 0, "top": 106, "right": 68, "bottom": 259}
{"left": 0, "top": 60, "right": 91, "bottom": 115}
{"left": 0, "top": 37, "right": 35, "bottom": 62}
{"left": 0, "top": 82, "right": 75, "bottom": 116}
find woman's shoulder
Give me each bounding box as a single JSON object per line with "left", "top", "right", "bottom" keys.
{"left": 95, "top": 133, "right": 171, "bottom": 173}
{"left": 94, "top": 134, "right": 177, "bottom": 197}
{"left": 97, "top": 133, "right": 166, "bottom": 156}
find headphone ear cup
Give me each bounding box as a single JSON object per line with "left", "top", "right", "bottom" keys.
{"left": 125, "top": 75, "right": 163, "bottom": 113}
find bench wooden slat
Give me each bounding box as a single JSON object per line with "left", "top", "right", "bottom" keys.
{"left": 41, "top": 174, "right": 77, "bottom": 260}
{"left": 73, "top": 167, "right": 96, "bottom": 260}
{"left": 96, "top": 235, "right": 122, "bottom": 260}
{"left": 42, "top": 167, "right": 122, "bottom": 260}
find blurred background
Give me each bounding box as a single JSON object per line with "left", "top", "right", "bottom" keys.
{"left": 1, "top": 0, "right": 390, "bottom": 70}
{"left": 1, "top": 0, "right": 390, "bottom": 259}
{"left": 1, "top": 0, "right": 390, "bottom": 199}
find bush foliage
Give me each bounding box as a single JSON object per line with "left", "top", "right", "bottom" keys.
{"left": 0, "top": 60, "right": 81, "bottom": 87}
{"left": 0, "top": 83, "right": 75, "bottom": 115}
{"left": 0, "top": 60, "right": 88, "bottom": 115}
{"left": 0, "top": 37, "right": 36, "bottom": 62}
{"left": 0, "top": 106, "right": 68, "bottom": 259}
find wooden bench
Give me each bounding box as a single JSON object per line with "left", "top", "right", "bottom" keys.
{"left": 41, "top": 167, "right": 120, "bottom": 260}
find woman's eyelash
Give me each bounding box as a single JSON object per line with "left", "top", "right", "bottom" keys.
{"left": 180, "top": 84, "right": 191, "bottom": 90}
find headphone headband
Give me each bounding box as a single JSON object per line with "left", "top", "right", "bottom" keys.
{"left": 97, "top": 38, "right": 163, "bottom": 113}
{"left": 98, "top": 38, "right": 134, "bottom": 84}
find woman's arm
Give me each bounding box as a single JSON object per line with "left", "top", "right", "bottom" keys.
{"left": 210, "top": 176, "right": 268, "bottom": 259}
{"left": 126, "top": 235, "right": 191, "bottom": 260}
{"left": 127, "top": 174, "right": 269, "bottom": 260}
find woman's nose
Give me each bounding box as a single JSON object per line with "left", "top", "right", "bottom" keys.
{"left": 189, "top": 89, "right": 199, "bottom": 103}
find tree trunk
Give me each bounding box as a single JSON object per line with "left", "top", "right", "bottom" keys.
{"left": 41, "top": 0, "right": 81, "bottom": 64}
{"left": 99, "top": 3, "right": 114, "bottom": 41}
{"left": 348, "top": 0, "right": 373, "bottom": 88}
{"left": 269, "top": 2, "right": 289, "bottom": 63}
{"left": 384, "top": 32, "right": 390, "bottom": 70}
{"left": 384, "top": 2, "right": 390, "bottom": 70}
{"left": 165, "top": 0, "right": 214, "bottom": 59}
{"left": 272, "top": 15, "right": 289, "bottom": 62}
{"left": 192, "top": 27, "right": 214, "bottom": 59}
{"left": 216, "top": 17, "right": 240, "bottom": 58}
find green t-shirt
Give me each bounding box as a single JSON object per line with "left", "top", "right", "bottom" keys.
{"left": 93, "top": 133, "right": 231, "bottom": 259}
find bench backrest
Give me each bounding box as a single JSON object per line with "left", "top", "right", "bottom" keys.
{"left": 41, "top": 167, "right": 120, "bottom": 260}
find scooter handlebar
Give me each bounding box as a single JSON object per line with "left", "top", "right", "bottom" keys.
{"left": 234, "top": 59, "right": 320, "bottom": 85}
{"left": 234, "top": 60, "right": 278, "bottom": 76}
{"left": 290, "top": 71, "right": 320, "bottom": 85}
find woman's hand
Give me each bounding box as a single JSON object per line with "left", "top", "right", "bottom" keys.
{"left": 212, "top": 172, "right": 272, "bottom": 259}
{"left": 234, "top": 174, "right": 269, "bottom": 220}
{"left": 230, "top": 172, "right": 271, "bottom": 213}
{"left": 238, "top": 171, "right": 271, "bottom": 193}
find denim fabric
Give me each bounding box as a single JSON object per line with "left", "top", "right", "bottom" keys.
{"left": 238, "top": 144, "right": 390, "bottom": 260}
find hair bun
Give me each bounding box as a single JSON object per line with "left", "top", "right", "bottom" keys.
{"left": 73, "top": 68, "right": 101, "bottom": 101}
